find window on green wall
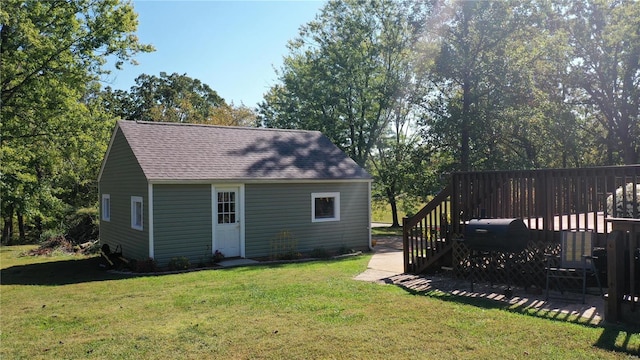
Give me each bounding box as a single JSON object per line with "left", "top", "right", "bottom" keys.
{"left": 102, "top": 194, "right": 111, "bottom": 221}
{"left": 311, "top": 192, "right": 340, "bottom": 222}
{"left": 131, "top": 196, "right": 143, "bottom": 230}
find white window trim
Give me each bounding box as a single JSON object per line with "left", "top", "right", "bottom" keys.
{"left": 131, "top": 196, "right": 144, "bottom": 231}
{"left": 101, "top": 194, "right": 111, "bottom": 222}
{"left": 311, "top": 192, "right": 340, "bottom": 223}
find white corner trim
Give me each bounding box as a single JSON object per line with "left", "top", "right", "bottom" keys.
{"left": 239, "top": 184, "right": 246, "bottom": 258}
{"left": 97, "top": 121, "right": 120, "bottom": 183}
{"left": 368, "top": 182, "right": 373, "bottom": 251}
{"left": 211, "top": 185, "right": 216, "bottom": 254}
{"left": 148, "top": 184, "right": 154, "bottom": 259}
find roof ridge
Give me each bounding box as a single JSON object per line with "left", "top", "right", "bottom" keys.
{"left": 119, "top": 120, "right": 321, "bottom": 135}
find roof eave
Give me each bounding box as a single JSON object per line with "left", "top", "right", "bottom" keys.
{"left": 148, "top": 178, "right": 373, "bottom": 185}
{"left": 97, "top": 120, "right": 122, "bottom": 183}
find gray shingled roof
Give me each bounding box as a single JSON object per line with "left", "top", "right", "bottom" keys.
{"left": 115, "top": 120, "right": 371, "bottom": 181}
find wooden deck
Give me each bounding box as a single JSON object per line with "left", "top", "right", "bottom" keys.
{"left": 403, "top": 165, "right": 640, "bottom": 323}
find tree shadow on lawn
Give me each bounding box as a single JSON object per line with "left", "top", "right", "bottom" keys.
{"left": 1, "top": 256, "right": 132, "bottom": 286}
{"left": 390, "top": 276, "right": 640, "bottom": 356}
{"left": 1, "top": 253, "right": 365, "bottom": 286}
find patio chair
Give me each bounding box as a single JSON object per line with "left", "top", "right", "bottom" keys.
{"left": 545, "top": 230, "right": 603, "bottom": 303}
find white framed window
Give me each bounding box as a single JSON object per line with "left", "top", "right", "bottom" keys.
{"left": 311, "top": 192, "right": 340, "bottom": 223}
{"left": 101, "top": 194, "right": 111, "bottom": 222}
{"left": 131, "top": 196, "right": 144, "bottom": 231}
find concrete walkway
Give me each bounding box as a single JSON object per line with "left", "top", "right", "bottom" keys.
{"left": 354, "top": 236, "right": 605, "bottom": 325}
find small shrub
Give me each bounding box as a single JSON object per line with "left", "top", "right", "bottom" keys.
{"left": 212, "top": 250, "right": 225, "bottom": 263}
{"left": 168, "top": 256, "right": 191, "bottom": 271}
{"left": 309, "top": 247, "right": 331, "bottom": 259}
{"left": 275, "top": 251, "right": 302, "bottom": 261}
{"left": 337, "top": 245, "right": 354, "bottom": 255}
{"left": 65, "top": 207, "right": 100, "bottom": 244}
{"left": 129, "top": 258, "right": 157, "bottom": 273}
{"left": 270, "top": 230, "right": 298, "bottom": 260}
{"left": 39, "top": 229, "right": 65, "bottom": 243}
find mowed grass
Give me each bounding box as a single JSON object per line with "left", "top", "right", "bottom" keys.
{"left": 1, "top": 245, "right": 639, "bottom": 359}
{"left": 371, "top": 199, "right": 420, "bottom": 224}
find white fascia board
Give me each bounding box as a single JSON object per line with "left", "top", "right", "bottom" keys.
{"left": 148, "top": 183, "right": 154, "bottom": 259}
{"left": 148, "top": 178, "right": 373, "bottom": 185}
{"left": 97, "top": 121, "right": 121, "bottom": 183}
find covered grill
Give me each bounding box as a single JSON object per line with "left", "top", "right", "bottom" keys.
{"left": 463, "top": 218, "right": 529, "bottom": 253}
{"left": 462, "top": 218, "right": 530, "bottom": 297}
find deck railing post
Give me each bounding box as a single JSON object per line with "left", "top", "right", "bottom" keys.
{"left": 402, "top": 217, "right": 409, "bottom": 273}
{"left": 605, "top": 230, "right": 625, "bottom": 322}
{"left": 605, "top": 218, "right": 640, "bottom": 323}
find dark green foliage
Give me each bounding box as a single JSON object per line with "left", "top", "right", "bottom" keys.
{"left": 0, "top": 0, "right": 152, "bottom": 244}
{"left": 212, "top": 250, "right": 225, "bottom": 264}
{"left": 129, "top": 258, "right": 158, "bottom": 273}
{"left": 258, "top": 0, "right": 431, "bottom": 168}
{"left": 168, "top": 257, "right": 191, "bottom": 271}
{"left": 65, "top": 207, "right": 100, "bottom": 245}
{"left": 336, "top": 246, "right": 354, "bottom": 256}
{"left": 100, "top": 72, "right": 226, "bottom": 123}
{"left": 309, "top": 247, "right": 331, "bottom": 259}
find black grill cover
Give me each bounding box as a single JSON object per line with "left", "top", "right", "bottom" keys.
{"left": 464, "top": 218, "right": 529, "bottom": 252}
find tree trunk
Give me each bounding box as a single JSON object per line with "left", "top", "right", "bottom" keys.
{"left": 34, "top": 215, "right": 43, "bottom": 240}
{"left": 386, "top": 188, "right": 400, "bottom": 228}
{"left": 461, "top": 79, "right": 471, "bottom": 171}
{"left": 17, "top": 212, "right": 25, "bottom": 242}
{"left": 2, "top": 208, "right": 13, "bottom": 245}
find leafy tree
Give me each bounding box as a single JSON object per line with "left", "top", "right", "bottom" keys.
{"left": 1, "top": 0, "right": 152, "bottom": 243}
{"left": 127, "top": 72, "right": 225, "bottom": 123}
{"left": 259, "top": 1, "right": 430, "bottom": 226}
{"left": 421, "top": 0, "right": 597, "bottom": 171}
{"left": 369, "top": 39, "right": 435, "bottom": 226}
{"left": 258, "top": 0, "right": 432, "bottom": 225}
{"left": 424, "top": 1, "right": 531, "bottom": 171}
{"left": 99, "top": 73, "right": 256, "bottom": 126}
{"left": 566, "top": 0, "right": 640, "bottom": 165}
{"left": 258, "top": 0, "right": 430, "bottom": 167}
{"left": 210, "top": 103, "right": 257, "bottom": 127}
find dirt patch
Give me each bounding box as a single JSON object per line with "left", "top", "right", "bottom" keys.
{"left": 372, "top": 236, "right": 403, "bottom": 250}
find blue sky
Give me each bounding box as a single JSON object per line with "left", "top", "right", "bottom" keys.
{"left": 104, "top": 1, "right": 325, "bottom": 109}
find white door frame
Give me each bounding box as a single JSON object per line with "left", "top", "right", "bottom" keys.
{"left": 211, "top": 184, "right": 245, "bottom": 258}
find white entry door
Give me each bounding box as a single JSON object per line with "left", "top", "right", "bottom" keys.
{"left": 215, "top": 188, "right": 241, "bottom": 257}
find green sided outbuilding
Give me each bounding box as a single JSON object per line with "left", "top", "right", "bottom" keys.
{"left": 98, "top": 120, "right": 372, "bottom": 267}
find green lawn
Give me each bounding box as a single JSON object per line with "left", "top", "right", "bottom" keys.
{"left": 371, "top": 199, "right": 420, "bottom": 224}
{"left": 1, "top": 245, "right": 639, "bottom": 359}
{"left": 371, "top": 226, "right": 403, "bottom": 237}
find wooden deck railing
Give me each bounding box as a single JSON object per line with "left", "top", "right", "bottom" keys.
{"left": 403, "top": 184, "right": 455, "bottom": 273}
{"left": 605, "top": 218, "right": 640, "bottom": 323}
{"left": 403, "top": 165, "right": 640, "bottom": 279}
{"left": 451, "top": 166, "right": 639, "bottom": 238}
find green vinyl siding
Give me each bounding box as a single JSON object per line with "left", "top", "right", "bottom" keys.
{"left": 153, "top": 184, "right": 212, "bottom": 267}
{"left": 245, "top": 182, "right": 370, "bottom": 258}
{"left": 99, "top": 128, "right": 149, "bottom": 260}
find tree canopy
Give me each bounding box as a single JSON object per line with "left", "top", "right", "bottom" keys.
{"left": 99, "top": 72, "right": 257, "bottom": 126}
{"left": 2, "top": 0, "right": 638, "bottom": 239}
{"left": 260, "top": 0, "right": 639, "bottom": 224}
{"left": 1, "top": 0, "right": 153, "bottom": 242}
{"left": 259, "top": 0, "right": 431, "bottom": 167}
